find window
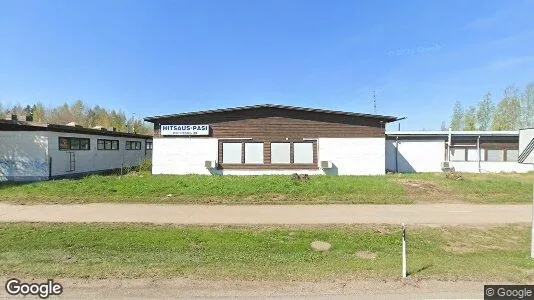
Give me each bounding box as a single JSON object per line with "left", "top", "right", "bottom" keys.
{"left": 486, "top": 149, "right": 503, "bottom": 162}
{"left": 58, "top": 137, "right": 90, "bottom": 151}
{"left": 506, "top": 149, "right": 519, "bottom": 162}
{"left": 271, "top": 142, "right": 291, "bottom": 164}
{"left": 222, "top": 143, "right": 242, "bottom": 164}
{"left": 97, "top": 139, "right": 119, "bottom": 150}
{"left": 219, "top": 140, "right": 317, "bottom": 167}
{"left": 59, "top": 137, "right": 69, "bottom": 150}
{"left": 146, "top": 141, "right": 153, "bottom": 150}
{"left": 126, "top": 141, "right": 142, "bottom": 150}
{"left": 466, "top": 148, "right": 479, "bottom": 161}
{"left": 244, "top": 143, "right": 263, "bottom": 164}
{"left": 293, "top": 142, "right": 314, "bottom": 164}
{"left": 450, "top": 147, "right": 466, "bottom": 161}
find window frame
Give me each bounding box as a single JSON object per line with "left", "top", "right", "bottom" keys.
{"left": 145, "top": 141, "right": 153, "bottom": 150}
{"left": 97, "top": 139, "right": 120, "bottom": 151}
{"left": 58, "top": 137, "right": 91, "bottom": 151}
{"left": 218, "top": 139, "right": 317, "bottom": 169}
{"left": 126, "top": 141, "right": 142, "bottom": 151}
{"left": 450, "top": 147, "right": 467, "bottom": 162}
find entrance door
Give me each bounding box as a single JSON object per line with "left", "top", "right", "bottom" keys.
{"left": 66, "top": 152, "right": 75, "bottom": 172}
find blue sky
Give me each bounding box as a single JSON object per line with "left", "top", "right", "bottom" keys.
{"left": 1, "top": 0, "right": 533, "bottom": 130}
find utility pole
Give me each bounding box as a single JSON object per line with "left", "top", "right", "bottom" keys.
{"left": 373, "top": 91, "right": 377, "bottom": 114}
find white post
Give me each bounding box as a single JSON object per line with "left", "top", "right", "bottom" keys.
{"left": 531, "top": 183, "right": 534, "bottom": 259}
{"left": 402, "top": 223, "right": 407, "bottom": 278}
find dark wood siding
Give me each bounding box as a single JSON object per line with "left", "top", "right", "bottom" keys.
{"left": 153, "top": 107, "right": 385, "bottom": 138}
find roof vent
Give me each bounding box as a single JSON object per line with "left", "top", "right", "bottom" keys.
{"left": 66, "top": 122, "right": 83, "bottom": 128}
{"left": 92, "top": 126, "right": 108, "bottom": 131}
{"left": 107, "top": 127, "right": 117, "bottom": 132}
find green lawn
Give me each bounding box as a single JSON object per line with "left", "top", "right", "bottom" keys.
{"left": 0, "top": 172, "right": 532, "bottom": 204}
{"left": 0, "top": 223, "right": 532, "bottom": 282}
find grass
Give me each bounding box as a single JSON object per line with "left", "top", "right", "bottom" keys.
{"left": 0, "top": 172, "right": 532, "bottom": 204}
{"left": 0, "top": 223, "right": 533, "bottom": 282}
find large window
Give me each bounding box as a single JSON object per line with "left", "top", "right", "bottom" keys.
{"left": 219, "top": 140, "right": 316, "bottom": 167}
{"left": 450, "top": 147, "right": 466, "bottom": 161}
{"left": 126, "top": 141, "right": 142, "bottom": 150}
{"left": 222, "top": 143, "right": 242, "bottom": 164}
{"left": 466, "top": 148, "right": 479, "bottom": 161}
{"left": 506, "top": 149, "right": 519, "bottom": 162}
{"left": 486, "top": 149, "right": 503, "bottom": 162}
{"left": 97, "top": 139, "right": 119, "bottom": 150}
{"left": 271, "top": 143, "right": 291, "bottom": 164}
{"left": 244, "top": 143, "right": 263, "bottom": 164}
{"left": 59, "top": 137, "right": 90, "bottom": 151}
{"left": 293, "top": 142, "right": 314, "bottom": 164}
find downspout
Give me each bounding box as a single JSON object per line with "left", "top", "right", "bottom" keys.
{"left": 447, "top": 127, "right": 452, "bottom": 162}
{"left": 395, "top": 136, "right": 399, "bottom": 173}
{"left": 477, "top": 135, "right": 481, "bottom": 173}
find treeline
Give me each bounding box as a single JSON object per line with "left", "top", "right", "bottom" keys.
{"left": 0, "top": 100, "right": 153, "bottom": 135}
{"left": 447, "top": 83, "right": 534, "bottom": 130}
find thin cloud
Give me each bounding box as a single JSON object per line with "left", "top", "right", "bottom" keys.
{"left": 487, "top": 55, "right": 534, "bottom": 69}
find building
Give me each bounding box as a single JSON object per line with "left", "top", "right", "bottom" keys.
{"left": 386, "top": 131, "right": 534, "bottom": 173}
{"left": 0, "top": 119, "right": 153, "bottom": 181}
{"left": 145, "top": 104, "right": 399, "bottom": 175}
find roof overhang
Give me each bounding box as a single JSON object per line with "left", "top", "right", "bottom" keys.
{"left": 144, "top": 104, "right": 399, "bottom": 123}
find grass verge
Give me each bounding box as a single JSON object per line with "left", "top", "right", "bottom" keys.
{"left": 0, "top": 223, "right": 533, "bottom": 282}
{"left": 0, "top": 172, "right": 532, "bottom": 204}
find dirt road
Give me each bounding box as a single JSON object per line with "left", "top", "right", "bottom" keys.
{"left": 0, "top": 277, "right": 499, "bottom": 299}
{"left": 0, "top": 203, "right": 530, "bottom": 224}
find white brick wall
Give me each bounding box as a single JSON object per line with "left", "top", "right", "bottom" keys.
{"left": 0, "top": 131, "right": 49, "bottom": 181}
{"left": 152, "top": 137, "right": 218, "bottom": 175}
{"left": 318, "top": 138, "right": 385, "bottom": 175}
{"left": 386, "top": 139, "right": 445, "bottom": 173}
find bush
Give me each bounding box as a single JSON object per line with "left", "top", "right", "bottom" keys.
{"left": 138, "top": 158, "right": 152, "bottom": 172}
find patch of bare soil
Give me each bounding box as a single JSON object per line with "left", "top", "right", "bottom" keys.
{"left": 396, "top": 180, "right": 464, "bottom": 203}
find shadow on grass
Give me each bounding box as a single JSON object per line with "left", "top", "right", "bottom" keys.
{"left": 407, "top": 264, "right": 433, "bottom": 276}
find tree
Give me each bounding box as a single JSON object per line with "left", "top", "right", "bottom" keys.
{"left": 476, "top": 93, "right": 494, "bottom": 130}
{"left": 492, "top": 86, "right": 521, "bottom": 130}
{"left": 440, "top": 121, "right": 447, "bottom": 131}
{"left": 463, "top": 106, "right": 477, "bottom": 130}
{"left": 450, "top": 102, "right": 464, "bottom": 130}
{"left": 31, "top": 103, "right": 46, "bottom": 122}
{"left": 520, "top": 83, "right": 534, "bottom": 128}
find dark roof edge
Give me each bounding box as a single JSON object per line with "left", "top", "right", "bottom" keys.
{"left": 0, "top": 120, "right": 153, "bottom": 139}
{"left": 144, "top": 104, "right": 398, "bottom": 122}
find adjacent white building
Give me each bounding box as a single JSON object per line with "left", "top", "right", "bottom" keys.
{"left": 386, "top": 131, "right": 534, "bottom": 173}
{"left": 0, "top": 120, "right": 152, "bottom": 181}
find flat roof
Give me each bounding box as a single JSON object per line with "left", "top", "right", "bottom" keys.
{"left": 144, "top": 104, "right": 399, "bottom": 122}
{"left": 0, "top": 120, "right": 153, "bottom": 139}
{"left": 386, "top": 130, "right": 519, "bottom": 137}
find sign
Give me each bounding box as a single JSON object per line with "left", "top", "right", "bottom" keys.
{"left": 160, "top": 124, "right": 209, "bottom": 136}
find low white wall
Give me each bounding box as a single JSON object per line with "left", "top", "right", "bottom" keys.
{"left": 452, "top": 161, "right": 534, "bottom": 173}
{"left": 152, "top": 137, "right": 218, "bottom": 175}
{"left": 318, "top": 138, "right": 385, "bottom": 175}
{"left": 386, "top": 139, "right": 445, "bottom": 173}
{"left": 0, "top": 131, "right": 49, "bottom": 181}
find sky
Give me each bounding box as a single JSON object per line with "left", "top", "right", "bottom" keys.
{"left": 1, "top": 0, "right": 533, "bottom": 130}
